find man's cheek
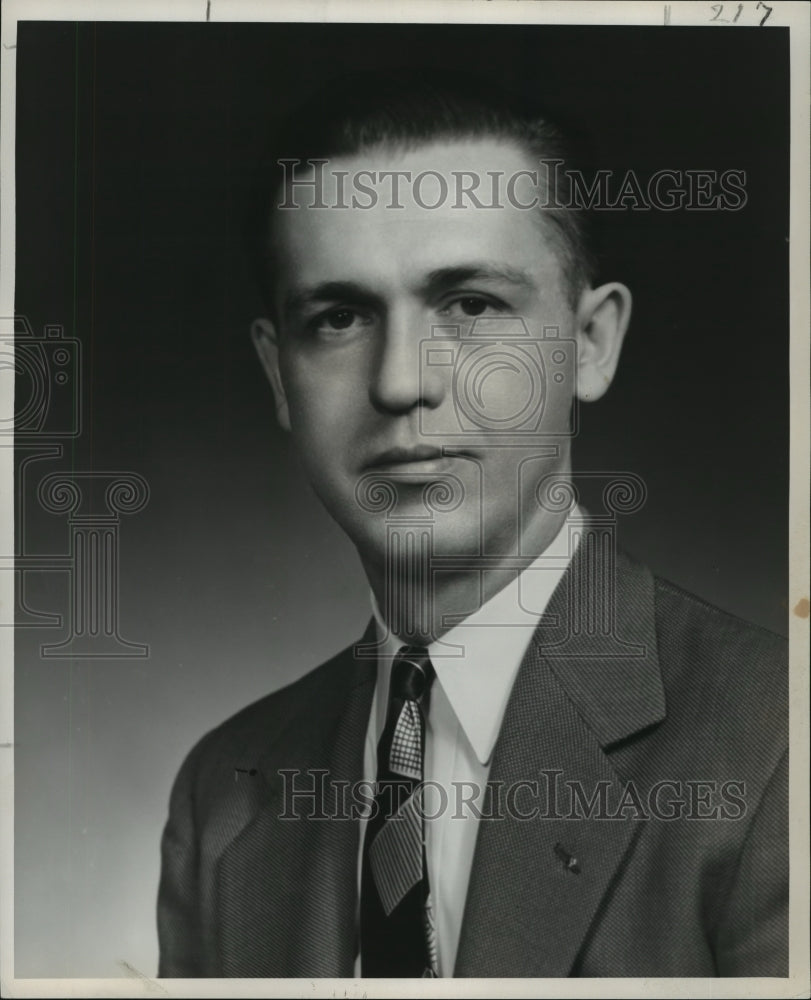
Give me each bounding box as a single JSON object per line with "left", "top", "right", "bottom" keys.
{"left": 287, "top": 385, "right": 333, "bottom": 428}
{"left": 541, "top": 381, "right": 576, "bottom": 432}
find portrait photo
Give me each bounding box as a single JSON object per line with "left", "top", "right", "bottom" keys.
{"left": 2, "top": 2, "right": 808, "bottom": 996}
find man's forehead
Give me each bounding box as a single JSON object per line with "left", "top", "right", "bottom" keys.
{"left": 269, "top": 137, "right": 563, "bottom": 298}
{"left": 275, "top": 137, "right": 541, "bottom": 213}
{"left": 272, "top": 210, "right": 562, "bottom": 305}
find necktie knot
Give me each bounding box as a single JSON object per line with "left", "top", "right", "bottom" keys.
{"left": 391, "top": 646, "right": 435, "bottom": 703}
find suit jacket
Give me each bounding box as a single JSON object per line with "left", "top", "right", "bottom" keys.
{"left": 157, "top": 543, "right": 788, "bottom": 977}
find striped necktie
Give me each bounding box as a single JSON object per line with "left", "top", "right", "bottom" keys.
{"left": 360, "top": 646, "right": 438, "bottom": 977}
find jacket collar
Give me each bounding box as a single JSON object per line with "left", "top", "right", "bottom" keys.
{"left": 534, "top": 529, "right": 665, "bottom": 748}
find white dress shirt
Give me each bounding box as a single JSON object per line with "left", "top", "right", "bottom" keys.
{"left": 355, "top": 509, "right": 579, "bottom": 976}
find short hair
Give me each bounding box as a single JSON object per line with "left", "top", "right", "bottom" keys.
{"left": 248, "top": 69, "right": 599, "bottom": 313}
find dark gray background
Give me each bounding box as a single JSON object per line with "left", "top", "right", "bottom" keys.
{"left": 14, "top": 22, "right": 788, "bottom": 976}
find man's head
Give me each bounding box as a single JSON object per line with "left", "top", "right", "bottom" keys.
{"left": 250, "top": 70, "right": 631, "bottom": 591}
{"left": 251, "top": 70, "right": 599, "bottom": 315}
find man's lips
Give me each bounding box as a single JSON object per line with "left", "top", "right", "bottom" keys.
{"left": 363, "top": 445, "right": 472, "bottom": 471}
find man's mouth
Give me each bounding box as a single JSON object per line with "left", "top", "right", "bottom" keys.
{"left": 364, "top": 445, "right": 470, "bottom": 474}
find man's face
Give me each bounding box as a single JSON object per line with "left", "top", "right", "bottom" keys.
{"left": 261, "top": 139, "right": 609, "bottom": 573}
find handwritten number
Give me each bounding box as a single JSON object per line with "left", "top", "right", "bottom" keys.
{"left": 711, "top": 2, "right": 774, "bottom": 25}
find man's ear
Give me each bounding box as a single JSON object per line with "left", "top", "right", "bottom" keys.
{"left": 250, "top": 318, "right": 291, "bottom": 431}
{"left": 573, "top": 282, "right": 632, "bottom": 402}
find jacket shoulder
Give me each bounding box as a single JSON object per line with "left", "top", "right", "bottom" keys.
{"left": 653, "top": 575, "right": 787, "bottom": 671}
{"left": 651, "top": 575, "right": 787, "bottom": 767}
{"left": 171, "top": 641, "right": 362, "bottom": 800}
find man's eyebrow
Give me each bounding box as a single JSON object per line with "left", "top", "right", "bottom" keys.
{"left": 284, "top": 281, "right": 380, "bottom": 315}
{"left": 421, "top": 264, "right": 537, "bottom": 295}
{"left": 283, "top": 265, "right": 537, "bottom": 315}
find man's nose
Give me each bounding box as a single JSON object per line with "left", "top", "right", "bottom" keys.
{"left": 369, "top": 309, "right": 445, "bottom": 414}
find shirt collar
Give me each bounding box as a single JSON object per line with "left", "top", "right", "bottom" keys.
{"left": 371, "top": 506, "right": 580, "bottom": 766}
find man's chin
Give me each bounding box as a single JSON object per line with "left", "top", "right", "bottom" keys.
{"left": 347, "top": 513, "right": 486, "bottom": 567}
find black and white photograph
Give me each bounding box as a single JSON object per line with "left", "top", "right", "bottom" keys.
{"left": 1, "top": 1, "right": 808, "bottom": 996}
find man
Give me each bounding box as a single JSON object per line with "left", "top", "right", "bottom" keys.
{"left": 157, "top": 71, "right": 787, "bottom": 978}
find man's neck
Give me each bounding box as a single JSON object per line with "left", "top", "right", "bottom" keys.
{"left": 361, "top": 506, "right": 571, "bottom": 645}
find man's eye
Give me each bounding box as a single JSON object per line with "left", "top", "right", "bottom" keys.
{"left": 458, "top": 297, "right": 488, "bottom": 317}
{"left": 442, "top": 296, "right": 501, "bottom": 318}
{"left": 310, "top": 308, "right": 371, "bottom": 337}
{"left": 323, "top": 308, "right": 357, "bottom": 329}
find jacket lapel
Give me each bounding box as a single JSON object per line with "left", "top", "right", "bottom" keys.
{"left": 455, "top": 539, "right": 666, "bottom": 977}
{"left": 215, "top": 640, "right": 376, "bottom": 977}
